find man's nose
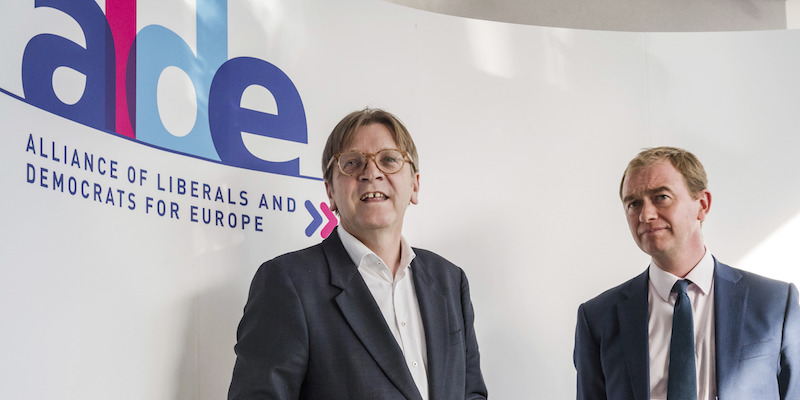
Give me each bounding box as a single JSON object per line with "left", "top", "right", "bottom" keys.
{"left": 359, "top": 156, "right": 384, "bottom": 181}
{"left": 639, "top": 200, "right": 657, "bottom": 222}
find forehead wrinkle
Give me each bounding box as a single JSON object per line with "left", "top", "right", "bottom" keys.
{"left": 344, "top": 147, "right": 396, "bottom": 154}
{"left": 342, "top": 123, "right": 397, "bottom": 148}
{"left": 622, "top": 185, "right": 674, "bottom": 203}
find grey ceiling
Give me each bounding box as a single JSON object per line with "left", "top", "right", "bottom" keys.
{"left": 386, "top": 0, "right": 789, "bottom": 32}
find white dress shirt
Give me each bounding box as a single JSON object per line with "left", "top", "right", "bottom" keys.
{"left": 648, "top": 248, "right": 717, "bottom": 400}
{"left": 338, "top": 227, "right": 429, "bottom": 400}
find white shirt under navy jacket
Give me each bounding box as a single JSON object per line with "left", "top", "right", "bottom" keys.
{"left": 648, "top": 248, "right": 717, "bottom": 400}
{"left": 338, "top": 227, "right": 429, "bottom": 400}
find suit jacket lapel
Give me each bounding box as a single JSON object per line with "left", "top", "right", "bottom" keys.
{"left": 618, "top": 269, "right": 650, "bottom": 400}
{"left": 411, "top": 256, "right": 448, "bottom": 400}
{"left": 713, "top": 260, "right": 746, "bottom": 398}
{"left": 323, "top": 230, "right": 423, "bottom": 400}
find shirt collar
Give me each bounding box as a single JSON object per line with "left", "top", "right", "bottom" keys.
{"left": 648, "top": 247, "right": 714, "bottom": 302}
{"left": 337, "top": 226, "right": 416, "bottom": 274}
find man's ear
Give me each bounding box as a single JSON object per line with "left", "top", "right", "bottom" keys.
{"left": 410, "top": 172, "right": 420, "bottom": 205}
{"left": 325, "top": 180, "right": 336, "bottom": 212}
{"left": 697, "top": 189, "right": 711, "bottom": 221}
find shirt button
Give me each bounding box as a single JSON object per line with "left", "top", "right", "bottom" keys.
{"left": 401, "top": 321, "right": 407, "bottom": 327}
{"left": 412, "top": 361, "right": 418, "bottom": 367}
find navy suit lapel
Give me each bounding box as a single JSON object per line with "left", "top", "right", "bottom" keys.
{"left": 618, "top": 269, "right": 650, "bottom": 400}
{"left": 323, "top": 230, "right": 423, "bottom": 400}
{"left": 713, "top": 260, "right": 746, "bottom": 399}
{"left": 411, "top": 256, "right": 448, "bottom": 400}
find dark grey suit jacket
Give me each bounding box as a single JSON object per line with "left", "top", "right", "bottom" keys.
{"left": 574, "top": 258, "right": 800, "bottom": 400}
{"left": 228, "top": 229, "right": 487, "bottom": 399}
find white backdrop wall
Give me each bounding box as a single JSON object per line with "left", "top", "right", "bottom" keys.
{"left": 2, "top": 0, "right": 800, "bottom": 399}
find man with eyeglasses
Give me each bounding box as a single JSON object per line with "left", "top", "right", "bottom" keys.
{"left": 228, "top": 108, "right": 488, "bottom": 400}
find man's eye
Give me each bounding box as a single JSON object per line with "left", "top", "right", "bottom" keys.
{"left": 627, "top": 201, "right": 640, "bottom": 209}
{"left": 343, "top": 159, "right": 363, "bottom": 169}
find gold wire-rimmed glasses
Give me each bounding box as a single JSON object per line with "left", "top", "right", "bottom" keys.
{"left": 326, "top": 149, "right": 415, "bottom": 176}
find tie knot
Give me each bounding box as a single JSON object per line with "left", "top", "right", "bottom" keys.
{"left": 672, "top": 279, "right": 691, "bottom": 295}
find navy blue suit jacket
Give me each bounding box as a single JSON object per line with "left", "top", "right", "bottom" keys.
{"left": 228, "top": 229, "right": 487, "bottom": 400}
{"left": 574, "top": 259, "right": 800, "bottom": 400}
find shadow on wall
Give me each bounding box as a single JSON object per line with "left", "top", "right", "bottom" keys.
{"left": 173, "top": 242, "right": 252, "bottom": 400}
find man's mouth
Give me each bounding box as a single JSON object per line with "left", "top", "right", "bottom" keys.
{"left": 641, "top": 226, "right": 667, "bottom": 235}
{"left": 360, "top": 192, "right": 388, "bottom": 201}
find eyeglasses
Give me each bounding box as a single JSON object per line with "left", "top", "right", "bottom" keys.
{"left": 327, "top": 149, "right": 415, "bottom": 176}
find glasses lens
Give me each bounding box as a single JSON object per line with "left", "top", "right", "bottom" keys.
{"left": 338, "top": 152, "right": 366, "bottom": 175}
{"left": 376, "top": 149, "right": 405, "bottom": 174}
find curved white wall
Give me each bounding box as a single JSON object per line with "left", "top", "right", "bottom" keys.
{"left": 1, "top": 1, "right": 799, "bottom": 398}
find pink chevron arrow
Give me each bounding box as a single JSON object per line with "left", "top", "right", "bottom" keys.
{"left": 320, "top": 202, "right": 338, "bottom": 238}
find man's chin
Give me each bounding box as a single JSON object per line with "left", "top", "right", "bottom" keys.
{"left": 351, "top": 217, "right": 398, "bottom": 232}
{"left": 638, "top": 242, "right": 667, "bottom": 258}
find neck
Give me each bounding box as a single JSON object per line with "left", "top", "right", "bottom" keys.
{"left": 346, "top": 226, "right": 404, "bottom": 276}
{"left": 653, "top": 244, "right": 706, "bottom": 278}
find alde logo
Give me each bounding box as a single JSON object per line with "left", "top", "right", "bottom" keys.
{"left": 21, "top": 0, "right": 309, "bottom": 178}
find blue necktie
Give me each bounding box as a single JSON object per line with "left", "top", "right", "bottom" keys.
{"left": 667, "top": 279, "right": 697, "bottom": 400}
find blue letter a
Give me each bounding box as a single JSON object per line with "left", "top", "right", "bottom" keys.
{"left": 22, "top": 0, "right": 115, "bottom": 132}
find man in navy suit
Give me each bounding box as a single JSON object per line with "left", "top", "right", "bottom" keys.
{"left": 574, "top": 146, "right": 800, "bottom": 400}
{"left": 228, "top": 108, "right": 488, "bottom": 400}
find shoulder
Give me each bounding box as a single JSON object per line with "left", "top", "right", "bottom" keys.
{"left": 411, "top": 247, "right": 476, "bottom": 296}
{"left": 413, "top": 247, "right": 459, "bottom": 267}
{"left": 716, "top": 261, "right": 795, "bottom": 302}
{"left": 252, "top": 241, "right": 329, "bottom": 284}
{"left": 412, "top": 247, "right": 465, "bottom": 277}
{"left": 266, "top": 241, "right": 326, "bottom": 266}
{"left": 580, "top": 270, "right": 648, "bottom": 314}
{"left": 720, "top": 262, "right": 785, "bottom": 284}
